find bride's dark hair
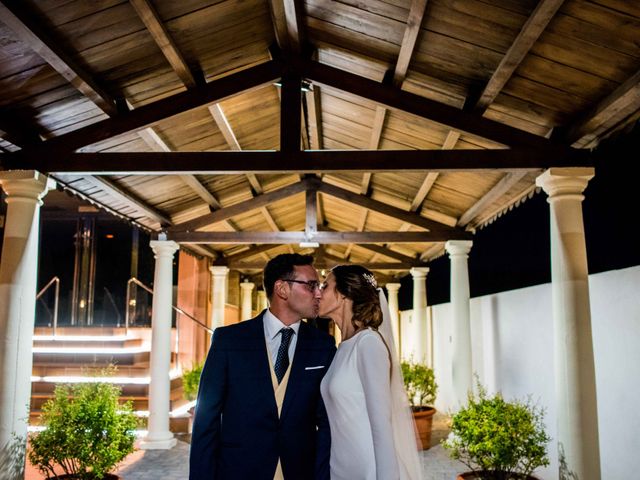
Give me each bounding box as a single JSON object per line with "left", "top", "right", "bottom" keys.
{"left": 330, "top": 265, "right": 382, "bottom": 331}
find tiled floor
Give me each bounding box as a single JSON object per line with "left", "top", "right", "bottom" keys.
{"left": 26, "top": 413, "right": 465, "bottom": 479}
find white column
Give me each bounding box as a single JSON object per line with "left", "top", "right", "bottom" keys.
{"left": 140, "top": 240, "right": 179, "bottom": 450}
{"left": 385, "top": 283, "right": 401, "bottom": 357}
{"left": 240, "top": 281, "right": 255, "bottom": 320}
{"left": 0, "top": 171, "right": 54, "bottom": 475}
{"left": 257, "top": 289, "right": 268, "bottom": 312}
{"left": 536, "top": 167, "right": 600, "bottom": 480}
{"left": 210, "top": 266, "right": 229, "bottom": 330}
{"left": 409, "top": 268, "right": 429, "bottom": 364}
{"left": 446, "top": 240, "right": 473, "bottom": 408}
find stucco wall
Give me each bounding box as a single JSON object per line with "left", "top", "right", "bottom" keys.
{"left": 423, "top": 265, "right": 640, "bottom": 479}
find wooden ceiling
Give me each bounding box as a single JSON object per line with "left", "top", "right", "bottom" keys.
{"left": 1, "top": 0, "right": 638, "bottom": 277}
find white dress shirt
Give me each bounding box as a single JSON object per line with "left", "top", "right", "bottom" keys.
{"left": 263, "top": 308, "right": 300, "bottom": 365}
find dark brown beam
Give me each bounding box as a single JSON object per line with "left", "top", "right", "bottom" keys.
{"left": 471, "top": 0, "right": 565, "bottom": 113}
{"left": 306, "top": 86, "right": 323, "bottom": 149}
{"left": 169, "top": 179, "right": 310, "bottom": 232}
{"left": 281, "top": 72, "right": 302, "bottom": 153}
{"left": 8, "top": 148, "right": 593, "bottom": 173}
{"left": 0, "top": 0, "right": 118, "bottom": 116}
{"left": 228, "top": 260, "right": 422, "bottom": 270}
{"left": 357, "top": 244, "right": 418, "bottom": 264}
{"left": 298, "top": 59, "right": 572, "bottom": 153}
{"left": 129, "top": 0, "right": 200, "bottom": 89}
{"left": 317, "top": 181, "right": 466, "bottom": 233}
{"left": 23, "top": 60, "right": 282, "bottom": 154}
{"left": 305, "top": 187, "right": 318, "bottom": 237}
{"left": 218, "top": 244, "right": 282, "bottom": 263}
{"left": 393, "top": 0, "right": 428, "bottom": 87}
{"left": 168, "top": 230, "right": 471, "bottom": 244}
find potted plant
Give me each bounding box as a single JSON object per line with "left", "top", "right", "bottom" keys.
{"left": 401, "top": 360, "right": 438, "bottom": 450}
{"left": 182, "top": 361, "right": 204, "bottom": 402}
{"left": 28, "top": 367, "right": 137, "bottom": 479}
{"left": 443, "top": 383, "right": 551, "bottom": 480}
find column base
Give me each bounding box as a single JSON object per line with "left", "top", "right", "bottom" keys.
{"left": 139, "top": 432, "right": 177, "bottom": 450}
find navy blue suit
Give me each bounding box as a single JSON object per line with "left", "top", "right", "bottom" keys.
{"left": 189, "top": 311, "right": 336, "bottom": 480}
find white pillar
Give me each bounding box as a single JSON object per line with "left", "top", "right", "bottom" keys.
{"left": 385, "top": 283, "right": 401, "bottom": 357}
{"left": 446, "top": 240, "right": 473, "bottom": 408}
{"left": 0, "top": 171, "right": 54, "bottom": 475}
{"left": 140, "top": 240, "right": 179, "bottom": 450}
{"left": 409, "top": 268, "right": 429, "bottom": 364}
{"left": 240, "top": 281, "right": 255, "bottom": 320}
{"left": 536, "top": 167, "right": 600, "bottom": 480}
{"left": 210, "top": 266, "right": 229, "bottom": 330}
{"left": 257, "top": 289, "right": 268, "bottom": 312}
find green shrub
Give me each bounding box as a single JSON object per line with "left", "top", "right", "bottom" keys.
{"left": 400, "top": 360, "right": 437, "bottom": 408}
{"left": 28, "top": 368, "right": 137, "bottom": 479}
{"left": 182, "top": 361, "right": 204, "bottom": 401}
{"left": 443, "top": 383, "right": 550, "bottom": 480}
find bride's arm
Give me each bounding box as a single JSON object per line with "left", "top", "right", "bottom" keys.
{"left": 357, "top": 333, "right": 401, "bottom": 480}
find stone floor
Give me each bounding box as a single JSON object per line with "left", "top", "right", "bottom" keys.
{"left": 26, "top": 412, "right": 465, "bottom": 479}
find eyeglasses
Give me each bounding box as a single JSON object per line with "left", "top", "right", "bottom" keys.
{"left": 285, "top": 279, "right": 322, "bottom": 292}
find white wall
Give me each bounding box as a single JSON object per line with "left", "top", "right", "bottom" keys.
{"left": 416, "top": 265, "right": 640, "bottom": 480}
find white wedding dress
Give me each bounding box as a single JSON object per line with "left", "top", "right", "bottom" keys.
{"left": 320, "top": 328, "right": 401, "bottom": 480}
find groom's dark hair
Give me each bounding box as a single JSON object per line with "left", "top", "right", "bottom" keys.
{"left": 263, "top": 253, "right": 314, "bottom": 300}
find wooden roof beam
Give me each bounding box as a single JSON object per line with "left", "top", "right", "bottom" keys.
{"left": 305, "top": 86, "right": 323, "bottom": 149}
{"left": 23, "top": 60, "right": 282, "bottom": 154}
{"left": 169, "top": 179, "right": 311, "bottom": 232}
{"left": 82, "top": 176, "right": 172, "bottom": 227}
{"left": 470, "top": 0, "right": 565, "bottom": 113}
{"left": 393, "top": 0, "right": 429, "bottom": 87}
{"left": 229, "top": 259, "right": 421, "bottom": 270}
{"left": 343, "top": 209, "right": 369, "bottom": 260}
{"left": 281, "top": 72, "right": 302, "bottom": 154}
{"left": 299, "top": 59, "right": 571, "bottom": 154}
{"left": 560, "top": 68, "right": 640, "bottom": 147}
{"left": 357, "top": 244, "right": 418, "bottom": 264}
{"left": 457, "top": 171, "right": 529, "bottom": 227}
{"left": 129, "top": 0, "right": 201, "bottom": 89}
{"left": 268, "top": 0, "right": 305, "bottom": 54}
{"left": 0, "top": 1, "right": 119, "bottom": 116}
{"left": 169, "top": 230, "right": 470, "bottom": 244}
{"left": 10, "top": 148, "right": 592, "bottom": 174}
{"left": 317, "top": 180, "right": 470, "bottom": 233}
{"left": 208, "top": 104, "right": 264, "bottom": 194}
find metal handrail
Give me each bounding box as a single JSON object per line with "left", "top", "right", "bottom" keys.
{"left": 36, "top": 276, "right": 60, "bottom": 336}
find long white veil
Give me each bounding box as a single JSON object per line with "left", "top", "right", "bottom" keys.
{"left": 378, "top": 288, "right": 423, "bottom": 480}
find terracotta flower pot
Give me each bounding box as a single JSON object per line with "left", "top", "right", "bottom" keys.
{"left": 412, "top": 406, "right": 436, "bottom": 450}
{"left": 456, "top": 472, "right": 541, "bottom": 480}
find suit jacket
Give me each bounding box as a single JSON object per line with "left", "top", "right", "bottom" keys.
{"left": 189, "top": 311, "right": 336, "bottom": 480}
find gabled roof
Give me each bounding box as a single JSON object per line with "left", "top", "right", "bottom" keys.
{"left": 1, "top": 0, "right": 637, "bottom": 275}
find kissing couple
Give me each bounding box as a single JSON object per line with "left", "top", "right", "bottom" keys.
{"left": 189, "top": 253, "right": 422, "bottom": 480}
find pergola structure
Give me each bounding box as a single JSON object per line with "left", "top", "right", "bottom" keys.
{"left": 0, "top": 0, "right": 638, "bottom": 477}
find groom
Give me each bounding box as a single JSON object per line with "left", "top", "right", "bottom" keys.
{"left": 189, "top": 254, "right": 336, "bottom": 480}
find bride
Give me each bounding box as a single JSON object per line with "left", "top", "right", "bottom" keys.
{"left": 319, "top": 265, "right": 423, "bottom": 480}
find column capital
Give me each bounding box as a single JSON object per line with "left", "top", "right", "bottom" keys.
{"left": 210, "top": 265, "right": 230, "bottom": 277}
{"left": 445, "top": 240, "right": 473, "bottom": 257}
{"left": 536, "top": 167, "right": 594, "bottom": 199}
{"left": 385, "top": 282, "right": 401, "bottom": 292}
{"left": 410, "top": 267, "right": 429, "bottom": 279}
{"left": 150, "top": 240, "right": 179, "bottom": 257}
{"left": 0, "top": 170, "right": 55, "bottom": 204}
{"left": 240, "top": 281, "right": 255, "bottom": 291}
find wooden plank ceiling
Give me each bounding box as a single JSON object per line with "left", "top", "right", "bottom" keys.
{"left": 1, "top": 0, "right": 639, "bottom": 277}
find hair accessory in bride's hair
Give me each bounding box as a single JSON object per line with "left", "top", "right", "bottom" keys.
{"left": 362, "top": 272, "right": 377, "bottom": 288}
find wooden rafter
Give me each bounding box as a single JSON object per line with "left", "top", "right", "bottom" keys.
{"left": 393, "top": 0, "right": 429, "bottom": 87}
{"left": 562, "top": 68, "right": 640, "bottom": 147}
{"left": 0, "top": 1, "right": 118, "bottom": 116}
{"left": 299, "top": 59, "right": 571, "bottom": 153}
{"left": 208, "top": 103, "right": 263, "bottom": 193}
{"left": 305, "top": 187, "right": 318, "bottom": 237}
{"left": 129, "top": 0, "right": 200, "bottom": 88}
{"left": 343, "top": 209, "right": 369, "bottom": 259}
{"left": 457, "top": 171, "right": 529, "bottom": 227}
{"left": 281, "top": 72, "right": 302, "bottom": 153}
{"left": 361, "top": 106, "right": 387, "bottom": 194}
{"left": 169, "top": 230, "right": 471, "bottom": 244}
{"left": 10, "top": 148, "right": 591, "bottom": 174}
{"left": 471, "top": 0, "right": 565, "bottom": 113}
{"left": 268, "top": 0, "right": 304, "bottom": 54}
{"left": 357, "top": 244, "right": 417, "bottom": 263}
{"left": 169, "top": 179, "right": 311, "bottom": 232}
{"left": 23, "top": 60, "right": 282, "bottom": 154}
{"left": 82, "top": 176, "right": 172, "bottom": 226}
{"left": 228, "top": 259, "right": 423, "bottom": 270}
{"left": 306, "top": 87, "right": 323, "bottom": 149}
